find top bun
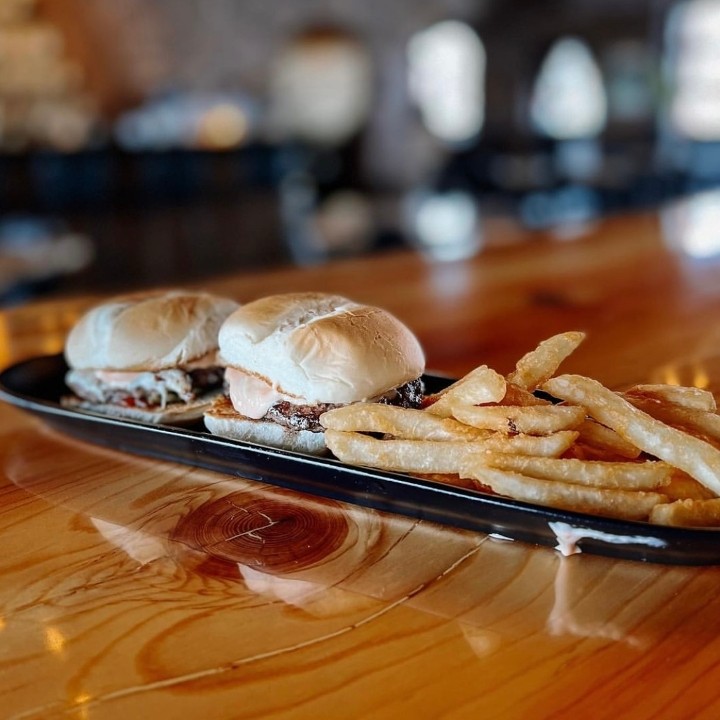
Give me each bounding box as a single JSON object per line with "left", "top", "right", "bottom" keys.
{"left": 218, "top": 292, "right": 425, "bottom": 404}
{"left": 65, "top": 289, "right": 240, "bottom": 371}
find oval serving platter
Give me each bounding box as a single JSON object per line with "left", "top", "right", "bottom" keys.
{"left": 1, "top": 353, "right": 720, "bottom": 565}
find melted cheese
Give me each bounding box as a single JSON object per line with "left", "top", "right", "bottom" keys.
{"left": 225, "top": 367, "right": 303, "bottom": 419}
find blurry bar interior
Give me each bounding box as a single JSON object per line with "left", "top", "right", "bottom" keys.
{"left": 1, "top": 0, "right": 719, "bottom": 304}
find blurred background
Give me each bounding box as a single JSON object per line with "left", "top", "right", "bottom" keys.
{"left": 1, "top": 0, "right": 719, "bottom": 304}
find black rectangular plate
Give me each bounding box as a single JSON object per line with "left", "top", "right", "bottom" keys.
{"left": 2, "top": 354, "right": 719, "bottom": 565}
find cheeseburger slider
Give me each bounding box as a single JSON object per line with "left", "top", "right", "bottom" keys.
{"left": 204, "top": 292, "right": 426, "bottom": 454}
{"left": 63, "top": 289, "right": 239, "bottom": 423}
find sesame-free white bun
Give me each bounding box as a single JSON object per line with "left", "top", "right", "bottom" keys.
{"left": 217, "top": 292, "right": 425, "bottom": 404}
{"left": 65, "top": 289, "right": 240, "bottom": 371}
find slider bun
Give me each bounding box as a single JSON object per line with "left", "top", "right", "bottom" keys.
{"left": 204, "top": 395, "right": 327, "bottom": 455}
{"left": 65, "top": 290, "right": 239, "bottom": 371}
{"left": 218, "top": 292, "right": 425, "bottom": 404}
{"left": 62, "top": 391, "right": 221, "bottom": 425}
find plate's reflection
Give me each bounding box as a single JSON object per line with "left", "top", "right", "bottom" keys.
{"left": 4, "top": 424, "right": 714, "bottom": 659}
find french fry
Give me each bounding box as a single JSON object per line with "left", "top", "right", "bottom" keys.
{"left": 574, "top": 418, "right": 642, "bottom": 460}
{"left": 481, "top": 431, "right": 579, "bottom": 457}
{"left": 325, "top": 431, "right": 488, "bottom": 474}
{"left": 543, "top": 374, "right": 720, "bottom": 497}
{"left": 624, "top": 384, "right": 716, "bottom": 413}
{"left": 662, "top": 470, "right": 718, "bottom": 501}
{"left": 461, "top": 465, "right": 667, "bottom": 521}
{"left": 324, "top": 429, "right": 579, "bottom": 475}
{"left": 507, "top": 331, "right": 586, "bottom": 391}
{"left": 450, "top": 404, "right": 586, "bottom": 436}
{"left": 469, "top": 452, "right": 672, "bottom": 490}
{"left": 426, "top": 365, "right": 506, "bottom": 417}
{"left": 623, "top": 395, "right": 720, "bottom": 444}
{"left": 650, "top": 498, "right": 720, "bottom": 526}
{"left": 501, "top": 383, "right": 552, "bottom": 407}
{"left": 320, "top": 403, "right": 489, "bottom": 441}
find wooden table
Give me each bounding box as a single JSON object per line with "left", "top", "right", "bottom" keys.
{"left": 4, "top": 207, "right": 720, "bottom": 719}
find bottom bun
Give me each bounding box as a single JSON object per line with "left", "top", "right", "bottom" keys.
{"left": 61, "top": 392, "right": 220, "bottom": 425}
{"left": 204, "top": 395, "right": 328, "bottom": 455}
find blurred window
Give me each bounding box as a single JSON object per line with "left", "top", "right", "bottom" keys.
{"left": 406, "top": 189, "right": 481, "bottom": 261}
{"left": 661, "top": 189, "right": 720, "bottom": 258}
{"left": 666, "top": 0, "right": 720, "bottom": 140}
{"left": 603, "top": 40, "right": 655, "bottom": 124}
{"left": 268, "top": 27, "right": 372, "bottom": 147}
{"left": 407, "top": 20, "right": 485, "bottom": 145}
{"left": 530, "top": 37, "right": 607, "bottom": 140}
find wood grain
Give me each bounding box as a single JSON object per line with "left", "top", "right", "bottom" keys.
{"left": 4, "top": 210, "right": 720, "bottom": 718}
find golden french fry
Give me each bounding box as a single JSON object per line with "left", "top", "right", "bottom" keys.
{"left": 461, "top": 465, "right": 667, "bottom": 521}
{"left": 662, "top": 470, "right": 718, "bottom": 501}
{"left": 325, "top": 430, "right": 490, "bottom": 474}
{"left": 324, "top": 429, "right": 579, "bottom": 475}
{"left": 450, "top": 404, "right": 586, "bottom": 435}
{"left": 623, "top": 395, "right": 720, "bottom": 444}
{"left": 543, "top": 374, "right": 720, "bottom": 497}
{"left": 625, "top": 384, "right": 716, "bottom": 413}
{"left": 470, "top": 452, "right": 671, "bottom": 490}
{"left": 501, "top": 384, "right": 552, "bottom": 407}
{"left": 426, "top": 365, "right": 506, "bottom": 417}
{"left": 481, "top": 431, "right": 579, "bottom": 456}
{"left": 320, "top": 403, "right": 489, "bottom": 441}
{"left": 507, "top": 331, "right": 586, "bottom": 391}
{"left": 574, "top": 418, "right": 642, "bottom": 460}
{"left": 650, "top": 498, "right": 720, "bottom": 527}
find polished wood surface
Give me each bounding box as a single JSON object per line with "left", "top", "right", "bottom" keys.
{"left": 3, "top": 209, "right": 720, "bottom": 719}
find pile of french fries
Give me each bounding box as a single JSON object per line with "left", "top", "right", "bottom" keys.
{"left": 319, "top": 331, "right": 720, "bottom": 527}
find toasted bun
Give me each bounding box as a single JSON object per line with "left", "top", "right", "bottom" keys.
{"left": 204, "top": 395, "right": 328, "bottom": 455}
{"left": 61, "top": 390, "right": 222, "bottom": 425}
{"left": 65, "top": 289, "right": 239, "bottom": 371}
{"left": 218, "top": 292, "right": 425, "bottom": 404}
